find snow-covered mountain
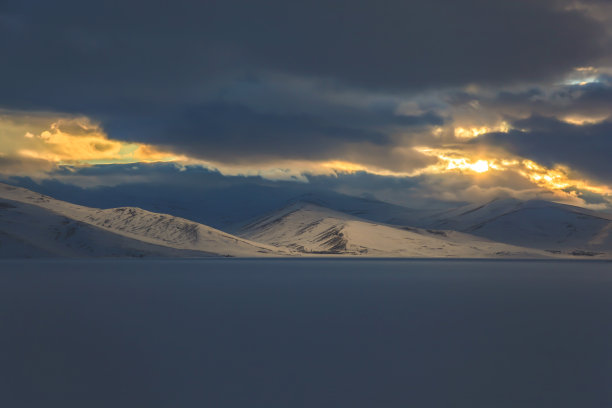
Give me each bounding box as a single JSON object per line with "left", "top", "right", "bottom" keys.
{"left": 259, "top": 193, "right": 435, "bottom": 229}
{"left": 0, "top": 183, "right": 285, "bottom": 258}
{"left": 8, "top": 177, "right": 440, "bottom": 231}
{"left": 425, "top": 198, "right": 612, "bottom": 255}
{"left": 238, "top": 202, "right": 553, "bottom": 258}
{"left": 2, "top": 182, "right": 610, "bottom": 258}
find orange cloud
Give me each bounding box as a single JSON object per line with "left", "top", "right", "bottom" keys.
{"left": 414, "top": 146, "right": 612, "bottom": 198}
{"left": 132, "top": 145, "right": 184, "bottom": 162}
{"left": 1, "top": 115, "right": 179, "bottom": 165}
{"left": 2, "top": 110, "right": 611, "bottom": 209}
{"left": 18, "top": 118, "right": 125, "bottom": 162}
{"left": 454, "top": 122, "right": 509, "bottom": 140}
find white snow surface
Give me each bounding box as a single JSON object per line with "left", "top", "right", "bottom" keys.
{"left": 426, "top": 198, "right": 612, "bottom": 255}
{"left": 239, "top": 202, "right": 556, "bottom": 258}
{"left": 0, "top": 183, "right": 285, "bottom": 258}
{"left": 2, "top": 182, "right": 610, "bottom": 258}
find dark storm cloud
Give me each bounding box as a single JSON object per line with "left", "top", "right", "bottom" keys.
{"left": 0, "top": 0, "right": 609, "bottom": 168}
{"left": 0, "top": 0, "right": 605, "bottom": 105}
{"left": 475, "top": 116, "right": 612, "bottom": 181}
{"left": 479, "top": 78, "right": 612, "bottom": 118}
{"left": 102, "top": 101, "right": 443, "bottom": 165}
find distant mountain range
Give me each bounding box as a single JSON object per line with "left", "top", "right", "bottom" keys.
{"left": 1, "top": 182, "right": 610, "bottom": 258}
{"left": 422, "top": 198, "right": 612, "bottom": 255}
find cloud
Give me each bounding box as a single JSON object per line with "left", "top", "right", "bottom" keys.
{"left": 6, "top": 155, "right": 610, "bottom": 219}
{"left": 1, "top": 1, "right": 612, "bottom": 210}
{"left": 0, "top": 0, "right": 605, "bottom": 107}
{"left": 90, "top": 99, "right": 444, "bottom": 171}
{"left": 0, "top": 110, "right": 182, "bottom": 170}
{"left": 0, "top": 0, "right": 607, "bottom": 165}
{"left": 443, "top": 72, "right": 612, "bottom": 126}
{"left": 0, "top": 156, "right": 57, "bottom": 178}
{"left": 475, "top": 116, "right": 612, "bottom": 183}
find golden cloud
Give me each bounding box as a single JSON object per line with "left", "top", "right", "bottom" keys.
{"left": 414, "top": 146, "right": 612, "bottom": 198}
{"left": 1, "top": 110, "right": 611, "bottom": 208}
{"left": 561, "top": 114, "right": 610, "bottom": 126}
{"left": 453, "top": 122, "right": 509, "bottom": 140}
{"left": 0, "top": 114, "right": 179, "bottom": 165}
{"left": 18, "top": 118, "right": 125, "bottom": 162}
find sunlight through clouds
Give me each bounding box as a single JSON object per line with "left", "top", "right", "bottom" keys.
{"left": 2, "top": 105, "right": 612, "bottom": 210}
{"left": 414, "top": 146, "right": 612, "bottom": 200}
{"left": 0, "top": 112, "right": 180, "bottom": 166}
{"left": 454, "top": 122, "right": 509, "bottom": 140}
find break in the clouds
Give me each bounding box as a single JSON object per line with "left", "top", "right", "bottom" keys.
{"left": 1, "top": 0, "right": 612, "bottom": 209}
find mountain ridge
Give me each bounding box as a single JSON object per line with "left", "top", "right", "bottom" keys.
{"left": 0, "top": 183, "right": 286, "bottom": 258}
{"left": 424, "top": 197, "right": 612, "bottom": 253}
{"left": 238, "top": 201, "right": 556, "bottom": 258}
{"left": 1, "top": 182, "right": 610, "bottom": 258}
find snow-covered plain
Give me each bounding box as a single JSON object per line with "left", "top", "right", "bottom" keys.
{"left": 1, "top": 259, "right": 611, "bottom": 407}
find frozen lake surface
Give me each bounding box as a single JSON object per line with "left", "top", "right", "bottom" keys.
{"left": 1, "top": 259, "right": 611, "bottom": 407}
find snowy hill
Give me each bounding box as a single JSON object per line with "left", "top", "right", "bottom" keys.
{"left": 238, "top": 202, "right": 553, "bottom": 258}
{"left": 2, "top": 182, "right": 610, "bottom": 258}
{"left": 426, "top": 198, "right": 612, "bottom": 255}
{"left": 0, "top": 183, "right": 285, "bottom": 258}
{"left": 8, "top": 176, "right": 438, "bottom": 230}
{"left": 265, "top": 193, "right": 436, "bottom": 228}
{"left": 0, "top": 199, "right": 214, "bottom": 258}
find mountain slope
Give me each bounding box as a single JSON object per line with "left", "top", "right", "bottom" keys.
{"left": 0, "top": 199, "right": 216, "bottom": 258}
{"left": 426, "top": 198, "right": 612, "bottom": 254}
{"left": 0, "top": 183, "right": 285, "bottom": 258}
{"left": 239, "top": 202, "right": 553, "bottom": 258}
{"left": 3, "top": 182, "right": 610, "bottom": 258}
{"left": 261, "top": 193, "right": 438, "bottom": 229}
{"left": 9, "top": 177, "right": 443, "bottom": 230}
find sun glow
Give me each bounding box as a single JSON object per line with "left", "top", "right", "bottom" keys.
{"left": 470, "top": 160, "right": 490, "bottom": 173}
{"left": 415, "top": 148, "right": 495, "bottom": 174}
{"left": 445, "top": 157, "right": 491, "bottom": 173}
{"left": 454, "top": 122, "right": 509, "bottom": 140}
{"left": 415, "top": 147, "right": 612, "bottom": 197}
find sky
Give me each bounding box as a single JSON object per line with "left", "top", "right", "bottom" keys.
{"left": 2, "top": 0, "right": 612, "bottom": 210}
